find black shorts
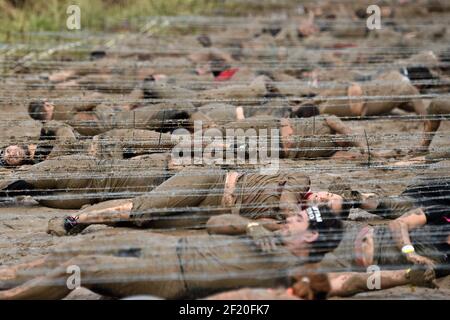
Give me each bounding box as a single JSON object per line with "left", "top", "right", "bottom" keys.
{"left": 402, "top": 178, "right": 450, "bottom": 225}
{"left": 411, "top": 224, "right": 449, "bottom": 277}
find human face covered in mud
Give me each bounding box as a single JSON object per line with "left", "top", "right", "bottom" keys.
{"left": 2, "top": 145, "right": 27, "bottom": 166}
{"left": 277, "top": 205, "right": 343, "bottom": 260}
{"left": 306, "top": 192, "right": 345, "bottom": 216}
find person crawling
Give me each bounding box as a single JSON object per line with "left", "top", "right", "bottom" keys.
{"left": 0, "top": 206, "right": 343, "bottom": 299}
{"left": 0, "top": 206, "right": 438, "bottom": 299}
{"left": 27, "top": 99, "right": 192, "bottom": 136}
{"left": 0, "top": 153, "right": 178, "bottom": 209}
{"left": 46, "top": 168, "right": 380, "bottom": 235}
{"left": 3, "top": 103, "right": 384, "bottom": 168}
{"left": 0, "top": 122, "right": 179, "bottom": 167}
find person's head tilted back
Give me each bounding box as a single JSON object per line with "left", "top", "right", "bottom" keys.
{"left": 28, "top": 100, "right": 54, "bottom": 122}
{"left": 280, "top": 205, "right": 344, "bottom": 262}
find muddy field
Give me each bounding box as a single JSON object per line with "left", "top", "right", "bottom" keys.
{"left": 1, "top": 110, "right": 449, "bottom": 299}
{"left": 1, "top": 1, "right": 450, "bottom": 300}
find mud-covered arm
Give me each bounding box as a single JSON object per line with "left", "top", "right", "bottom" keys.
{"left": 287, "top": 266, "right": 409, "bottom": 298}
{"left": 388, "top": 208, "right": 436, "bottom": 266}
{"left": 327, "top": 270, "right": 409, "bottom": 297}
{"left": 324, "top": 115, "right": 366, "bottom": 152}
{"left": 206, "top": 214, "right": 281, "bottom": 235}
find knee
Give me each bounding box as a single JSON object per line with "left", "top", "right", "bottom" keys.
{"left": 427, "top": 99, "right": 450, "bottom": 116}
{"left": 427, "top": 101, "right": 440, "bottom": 115}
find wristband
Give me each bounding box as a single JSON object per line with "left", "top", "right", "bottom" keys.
{"left": 301, "top": 277, "right": 310, "bottom": 284}
{"left": 405, "top": 268, "right": 412, "bottom": 280}
{"left": 401, "top": 245, "right": 415, "bottom": 255}
{"left": 246, "top": 222, "right": 260, "bottom": 230}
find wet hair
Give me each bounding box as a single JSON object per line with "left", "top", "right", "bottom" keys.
{"left": 307, "top": 205, "right": 344, "bottom": 262}
{"left": 28, "top": 100, "right": 47, "bottom": 121}
{"left": 90, "top": 50, "right": 106, "bottom": 61}
{"left": 197, "top": 34, "right": 212, "bottom": 48}
{"left": 328, "top": 177, "right": 362, "bottom": 218}
{"left": 0, "top": 144, "right": 32, "bottom": 167}
{"left": 294, "top": 104, "right": 320, "bottom": 118}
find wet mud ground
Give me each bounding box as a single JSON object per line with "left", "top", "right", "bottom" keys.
{"left": 1, "top": 2, "right": 450, "bottom": 299}
{"left": 0, "top": 106, "right": 449, "bottom": 298}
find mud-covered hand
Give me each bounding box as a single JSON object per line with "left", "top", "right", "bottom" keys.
{"left": 406, "top": 252, "right": 436, "bottom": 272}
{"left": 406, "top": 264, "right": 438, "bottom": 288}
{"left": 246, "top": 222, "right": 277, "bottom": 253}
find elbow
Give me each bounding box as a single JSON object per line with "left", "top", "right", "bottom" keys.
{"left": 388, "top": 219, "right": 403, "bottom": 232}
{"left": 206, "top": 218, "right": 221, "bottom": 234}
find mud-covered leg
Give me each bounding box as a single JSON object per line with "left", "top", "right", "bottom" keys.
{"left": 0, "top": 255, "right": 106, "bottom": 300}
{"left": 47, "top": 199, "right": 133, "bottom": 236}
{"left": 0, "top": 257, "right": 49, "bottom": 290}
{"left": 1, "top": 254, "right": 184, "bottom": 300}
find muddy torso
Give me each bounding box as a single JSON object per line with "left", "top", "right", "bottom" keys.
{"left": 51, "top": 231, "right": 301, "bottom": 299}
{"left": 284, "top": 117, "right": 335, "bottom": 159}
{"left": 72, "top": 103, "right": 192, "bottom": 136}
{"left": 178, "top": 234, "right": 301, "bottom": 298}
{"left": 245, "top": 100, "right": 292, "bottom": 118}
{"left": 236, "top": 172, "right": 311, "bottom": 220}
{"left": 20, "top": 154, "right": 171, "bottom": 209}
{"left": 222, "top": 115, "right": 280, "bottom": 131}
{"left": 222, "top": 116, "right": 335, "bottom": 159}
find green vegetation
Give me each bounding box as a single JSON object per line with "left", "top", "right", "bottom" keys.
{"left": 0, "top": 0, "right": 222, "bottom": 40}
{"left": 0, "top": 0, "right": 299, "bottom": 43}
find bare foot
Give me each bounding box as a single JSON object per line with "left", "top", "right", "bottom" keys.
{"left": 393, "top": 156, "right": 426, "bottom": 167}
{"left": 331, "top": 151, "right": 363, "bottom": 160}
